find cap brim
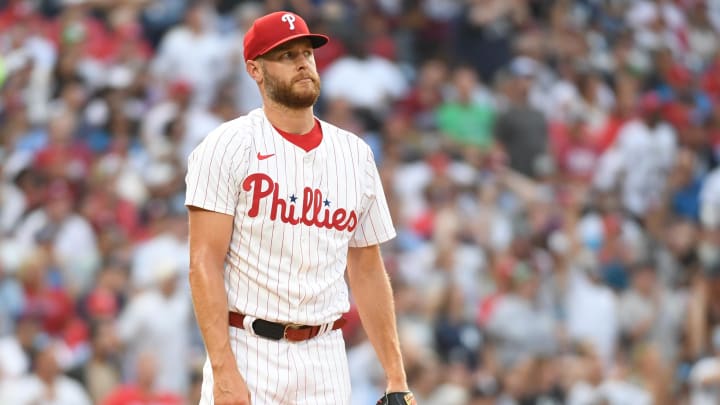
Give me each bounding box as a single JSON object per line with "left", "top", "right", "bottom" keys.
{"left": 255, "top": 34, "right": 329, "bottom": 59}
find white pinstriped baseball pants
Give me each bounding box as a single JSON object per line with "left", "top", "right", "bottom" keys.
{"left": 199, "top": 326, "right": 351, "bottom": 405}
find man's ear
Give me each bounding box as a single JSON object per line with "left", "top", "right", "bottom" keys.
{"left": 246, "top": 60, "right": 263, "bottom": 83}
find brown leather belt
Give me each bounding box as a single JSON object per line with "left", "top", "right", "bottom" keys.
{"left": 228, "top": 312, "right": 346, "bottom": 342}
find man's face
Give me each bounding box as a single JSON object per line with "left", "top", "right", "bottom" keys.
{"left": 256, "top": 38, "right": 321, "bottom": 109}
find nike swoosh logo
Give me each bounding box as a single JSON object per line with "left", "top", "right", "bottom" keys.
{"left": 257, "top": 152, "right": 275, "bottom": 160}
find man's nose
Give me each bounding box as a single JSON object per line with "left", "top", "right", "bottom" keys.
{"left": 296, "top": 55, "right": 311, "bottom": 70}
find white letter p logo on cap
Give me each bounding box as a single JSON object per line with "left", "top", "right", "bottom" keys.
{"left": 281, "top": 13, "right": 296, "bottom": 30}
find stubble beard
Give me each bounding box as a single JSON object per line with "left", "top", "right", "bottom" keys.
{"left": 262, "top": 66, "right": 321, "bottom": 109}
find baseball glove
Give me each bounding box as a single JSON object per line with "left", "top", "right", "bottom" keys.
{"left": 376, "top": 391, "right": 416, "bottom": 405}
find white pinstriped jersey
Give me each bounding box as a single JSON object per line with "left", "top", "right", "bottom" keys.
{"left": 185, "top": 108, "right": 396, "bottom": 326}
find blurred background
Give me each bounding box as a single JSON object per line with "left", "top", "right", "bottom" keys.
{"left": 2, "top": 0, "right": 720, "bottom": 404}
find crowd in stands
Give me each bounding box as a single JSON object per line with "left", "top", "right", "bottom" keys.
{"left": 3, "top": 0, "right": 720, "bottom": 404}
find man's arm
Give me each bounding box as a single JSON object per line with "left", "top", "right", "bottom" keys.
{"left": 188, "top": 206, "right": 251, "bottom": 404}
{"left": 347, "top": 244, "right": 408, "bottom": 392}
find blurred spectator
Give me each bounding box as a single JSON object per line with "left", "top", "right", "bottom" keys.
{"left": 129, "top": 201, "right": 188, "bottom": 290}
{"left": 594, "top": 92, "right": 678, "bottom": 217}
{"left": 32, "top": 111, "right": 92, "bottom": 181}
{"left": 563, "top": 249, "right": 620, "bottom": 370}
{"left": 116, "top": 260, "right": 190, "bottom": 395}
{"left": 150, "top": 2, "right": 231, "bottom": 108}
{"left": 0, "top": 337, "right": 91, "bottom": 405}
{"left": 549, "top": 111, "right": 602, "bottom": 184}
{"left": 101, "top": 351, "right": 182, "bottom": 405}
{"left": 618, "top": 261, "right": 687, "bottom": 365}
{"left": 322, "top": 35, "right": 408, "bottom": 121}
{"left": 14, "top": 250, "right": 75, "bottom": 337}
{"left": 395, "top": 58, "right": 447, "bottom": 131}
{"left": 76, "top": 319, "right": 121, "bottom": 403}
{"left": 494, "top": 59, "right": 550, "bottom": 178}
{"left": 436, "top": 66, "right": 495, "bottom": 150}
{"left": 485, "top": 261, "right": 557, "bottom": 369}
{"left": 13, "top": 179, "right": 100, "bottom": 294}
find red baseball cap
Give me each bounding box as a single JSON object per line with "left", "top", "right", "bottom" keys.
{"left": 243, "top": 11, "right": 328, "bottom": 61}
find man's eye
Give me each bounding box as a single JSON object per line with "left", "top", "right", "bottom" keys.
{"left": 303, "top": 50, "right": 312, "bottom": 57}
{"left": 282, "top": 52, "right": 293, "bottom": 59}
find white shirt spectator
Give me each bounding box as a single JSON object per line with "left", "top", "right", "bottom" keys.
{"left": 617, "top": 287, "right": 687, "bottom": 364}
{"left": 565, "top": 268, "right": 619, "bottom": 370}
{"left": 0, "top": 31, "right": 56, "bottom": 124}
{"left": 116, "top": 279, "right": 191, "bottom": 394}
{"left": 322, "top": 55, "right": 408, "bottom": 112}
{"left": 593, "top": 119, "right": 677, "bottom": 216}
{"left": 151, "top": 26, "right": 230, "bottom": 108}
{"left": 130, "top": 233, "right": 188, "bottom": 290}
{"left": 0, "top": 374, "right": 91, "bottom": 405}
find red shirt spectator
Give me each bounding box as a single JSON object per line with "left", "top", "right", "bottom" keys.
{"left": 23, "top": 281, "right": 75, "bottom": 336}
{"left": 549, "top": 119, "right": 602, "bottom": 182}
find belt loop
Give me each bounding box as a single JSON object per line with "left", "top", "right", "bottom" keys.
{"left": 319, "top": 321, "right": 329, "bottom": 335}
{"left": 243, "top": 315, "right": 257, "bottom": 336}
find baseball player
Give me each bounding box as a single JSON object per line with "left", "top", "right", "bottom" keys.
{"left": 185, "top": 11, "right": 415, "bottom": 405}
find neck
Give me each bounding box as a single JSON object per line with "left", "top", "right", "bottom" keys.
{"left": 39, "top": 374, "right": 54, "bottom": 385}
{"left": 138, "top": 380, "right": 154, "bottom": 395}
{"left": 263, "top": 99, "right": 315, "bottom": 134}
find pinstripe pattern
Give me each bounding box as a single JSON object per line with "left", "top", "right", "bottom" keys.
{"left": 186, "top": 108, "right": 393, "bottom": 404}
